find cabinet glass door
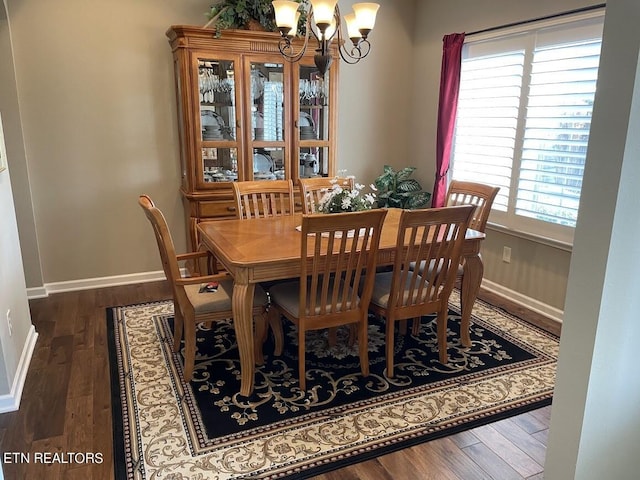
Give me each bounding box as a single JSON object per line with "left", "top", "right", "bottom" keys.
{"left": 247, "top": 60, "right": 286, "bottom": 181}
{"left": 298, "top": 65, "right": 331, "bottom": 178}
{"left": 198, "top": 58, "right": 239, "bottom": 184}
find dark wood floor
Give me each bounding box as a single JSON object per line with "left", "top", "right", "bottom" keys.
{"left": 0, "top": 282, "right": 558, "bottom": 480}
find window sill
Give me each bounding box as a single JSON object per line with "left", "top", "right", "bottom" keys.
{"left": 486, "top": 222, "right": 573, "bottom": 253}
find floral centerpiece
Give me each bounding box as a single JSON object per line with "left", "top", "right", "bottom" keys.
{"left": 316, "top": 176, "right": 377, "bottom": 213}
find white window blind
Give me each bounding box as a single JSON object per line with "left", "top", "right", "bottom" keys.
{"left": 454, "top": 51, "right": 524, "bottom": 212}
{"left": 516, "top": 40, "right": 600, "bottom": 227}
{"left": 451, "top": 12, "right": 604, "bottom": 244}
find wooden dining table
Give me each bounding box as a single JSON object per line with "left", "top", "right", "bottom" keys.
{"left": 197, "top": 208, "right": 485, "bottom": 396}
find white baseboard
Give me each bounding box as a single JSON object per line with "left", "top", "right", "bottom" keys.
{"left": 27, "top": 270, "right": 168, "bottom": 299}
{"left": 25, "top": 286, "right": 47, "bottom": 299}
{"left": 0, "top": 325, "right": 38, "bottom": 413}
{"left": 481, "top": 278, "right": 564, "bottom": 324}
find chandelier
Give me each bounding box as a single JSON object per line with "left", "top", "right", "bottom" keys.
{"left": 271, "top": 1, "right": 380, "bottom": 76}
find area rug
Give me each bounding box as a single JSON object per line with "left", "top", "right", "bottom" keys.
{"left": 107, "top": 290, "right": 558, "bottom": 480}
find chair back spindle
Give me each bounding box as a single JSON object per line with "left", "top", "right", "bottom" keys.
{"left": 300, "top": 210, "right": 386, "bottom": 323}
{"left": 233, "top": 180, "right": 295, "bottom": 219}
{"left": 446, "top": 180, "right": 500, "bottom": 233}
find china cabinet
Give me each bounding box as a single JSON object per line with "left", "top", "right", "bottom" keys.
{"left": 166, "top": 25, "right": 339, "bottom": 250}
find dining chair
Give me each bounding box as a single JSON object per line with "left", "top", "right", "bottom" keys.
{"left": 299, "top": 176, "right": 355, "bottom": 214}
{"left": 231, "top": 179, "right": 295, "bottom": 353}
{"left": 232, "top": 179, "right": 295, "bottom": 219}
{"left": 409, "top": 180, "right": 499, "bottom": 334}
{"left": 267, "top": 209, "right": 388, "bottom": 391}
{"left": 298, "top": 176, "right": 358, "bottom": 346}
{"left": 443, "top": 180, "right": 501, "bottom": 322}
{"left": 138, "top": 194, "right": 271, "bottom": 381}
{"left": 445, "top": 180, "right": 500, "bottom": 233}
{"left": 367, "top": 205, "right": 475, "bottom": 377}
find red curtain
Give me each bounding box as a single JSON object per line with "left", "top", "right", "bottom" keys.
{"left": 431, "top": 33, "right": 465, "bottom": 207}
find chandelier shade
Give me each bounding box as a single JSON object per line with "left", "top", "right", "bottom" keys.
{"left": 272, "top": 1, "right": 380, "bottom": 76}
{"left": 272, "top": 1, "right": 299, "bottom": 29}
{"left": 310, "top": 0, "right": 338, "bottom": 26}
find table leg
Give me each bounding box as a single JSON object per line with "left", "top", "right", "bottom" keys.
{"left": 232, "top": 279, "right": 256, "bottom": 396}
{"left": 460, "top": 253, "right": 483, "bottom": 348}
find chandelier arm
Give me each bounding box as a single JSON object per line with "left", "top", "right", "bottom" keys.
{"left": 333, "top": 7, "right": 370, "bottom": 66}
{"left": 333, "top": 22, "right": 371, "bottom": 66}
{"left": 338, "top": 38, "right": 371, "bottom": 64}
{"left": 325, "top": 5, "right": 341, "bottom": 43}
{"left": 308, "top": 8, "right": 321, "bottom": 43}
{"left": 276, "top": 4, "right": 331, "bottom": 64}
{"left": 276, "top": 9, "right": 315, "bottom": 64}
{"left": 277, "top": 38, "right": 307, "bottom": 63}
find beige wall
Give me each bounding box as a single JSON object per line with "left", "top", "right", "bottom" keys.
{"left": 483, "top": 230, "right": 571, "bottom": 310}
{"left": 4, "top": 0, "right": 415, "bottom": 288}
{"left": 337, "top": 0, "right": 416, "bottom": 184}
{"left": 0, "top": 0, "right": 41, "bottom": 288}
{"left": 5, "top": 0, "right": 205, "bottom": 286}
{"left": 411, "top": 0, "right": 604, "bottom": 312}
{"left": 0, "top": 0, "right": 34, "bottom": 397}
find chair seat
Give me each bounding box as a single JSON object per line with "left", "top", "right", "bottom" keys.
{"left": 409, "top": 259, "right": 461, "bottom": 277}
{"left": 269, "top": 280, "right": 358, "bottom": 317}
{"left": 185, "top": 279, "right": 268, "bottom": 314}
{"left": 369, "top": 271, "right": 430, "bottom": 308}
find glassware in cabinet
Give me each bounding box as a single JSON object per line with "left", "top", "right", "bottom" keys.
{"left": 295, "top": 62, "right": 335, "bottom": 180}
{"left": 196, "top": 56, "right": 241, "bottom": 187}
{"left": 244, "top": 58, "right": 289, "bottom": 180}
{"left": 298, "top": 65, "right": 331, "bottom": 142}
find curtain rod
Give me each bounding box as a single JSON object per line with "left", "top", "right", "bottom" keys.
{"left": 466, "top": 3, "right": 606, "bottom": 37}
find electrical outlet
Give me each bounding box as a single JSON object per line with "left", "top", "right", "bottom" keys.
{"left": 6, "top": 309, "right": 13, "bottom": 337}
{"left": 502, "top": 246, "right": 512, "bottom": 263}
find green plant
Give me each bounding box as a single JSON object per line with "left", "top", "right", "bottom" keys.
{"left": 374, "top": 165, "right": 432, "bottom": 209}
{"left": 206, "top": 0, "right": 307, "bottom": 36}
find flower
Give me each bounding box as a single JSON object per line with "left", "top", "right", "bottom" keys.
{"left": 316, "top": 176, "right": 377, "bottom": 213}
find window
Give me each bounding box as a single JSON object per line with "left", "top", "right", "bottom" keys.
{"left": 451, "top": 11, "right": 604, "bottom": 244}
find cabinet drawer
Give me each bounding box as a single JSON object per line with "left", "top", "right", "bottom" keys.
{"left": 197, "top": 200, "right": 237, "bottom": 218}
